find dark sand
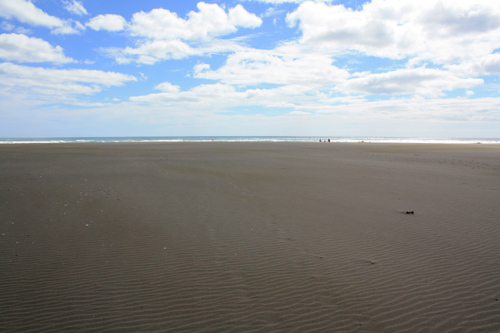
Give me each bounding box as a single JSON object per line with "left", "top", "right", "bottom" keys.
{"left": 1, "top": 142, "right": 500, "bottom": 332}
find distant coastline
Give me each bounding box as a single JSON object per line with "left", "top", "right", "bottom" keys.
{"left": 1, "top": 136, "right": 500, "bottom": 144}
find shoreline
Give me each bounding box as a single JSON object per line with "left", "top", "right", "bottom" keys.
{"left": 1, "top": 135, "right": 500, "bottom": 145}
{"left": 1, "top": 141, "right": 500, "bottom": 147}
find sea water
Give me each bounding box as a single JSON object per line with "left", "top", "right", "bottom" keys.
{"left": 1, "top": 136, "right": 500, "bottom": 144}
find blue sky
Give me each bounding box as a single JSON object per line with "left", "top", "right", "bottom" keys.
{"left": 1, "top": 0, "right": 500, "bottom": 138}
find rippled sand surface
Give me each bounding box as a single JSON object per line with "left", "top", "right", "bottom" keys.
{"left": 1, "top": 143, "right": 500, "bottom": 332}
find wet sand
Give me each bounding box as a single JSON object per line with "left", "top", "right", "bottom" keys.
{"left": 1, "top": 142, "right": 500, "bottom": 332}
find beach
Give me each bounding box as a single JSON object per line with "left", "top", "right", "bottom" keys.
{"left": 1, "top": 142, "right": 499, "bottom": 332}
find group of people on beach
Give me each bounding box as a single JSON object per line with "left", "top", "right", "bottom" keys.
{"left": 319, "top": 139, "right": 331, "bottom": 142}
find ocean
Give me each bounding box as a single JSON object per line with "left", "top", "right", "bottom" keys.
{"left": 1, "top": 136, "right": 500, "bottom": 144}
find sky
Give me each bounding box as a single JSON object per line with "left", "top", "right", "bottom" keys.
{"left": 1, "top": 0, "right": 500, "bottom": 138}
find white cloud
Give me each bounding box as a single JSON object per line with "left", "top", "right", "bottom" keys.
{"left": 155, "top": 82, "right": 181, "bottom": 93}
{"left": 194, "top": 63, "right": 210, "bottom": 74}
{"left": 130, "top": 81, "right": 329, "bottom": 113}
{"left": 0, "top": 33, "right": 74, "bottom": 63}
{"left": 111, "top": 38, "right": 244, "bottom": 65}
{"left": 252, "top": 0, "right": 332, "bottom": 3}
{"left": 129, "top": 2, "right": 262, "bottom": 40}
{"left": 316, "top": 96, "right": 500, "bottom": 122}
{"left": 448, "top": 54, "right": 500, "bottom": 77}
{"left": 130, "top": 83, "right": 236, "bottom": 104}
{"left": 228, "top": 5, "right": 263, "bottom": 29}
{"left": 63, "top": 0, "right": 87, "bottom": 16}
{"left": 128, "top": 80, "right": 500, "bottom": 125}
{"left": 0, "top": 62, "right": 136, "bottom": 98}
{"left": 53, "top": 21, "right": 84, "bottom": 34}
{"left": 1, "top": 21, "right": 15, "bottom": 31}
{"left": 286, "top": 0, "right": 500, "bottom": 65}
{"left": 0, "top": 0, "right": 81, "bottom": 34}
{"left": 262, "top": 8, "right": 280, "bottom": 18}
{"left": 102, "top": 2, "right": 262, "bottom": 64}
{"left": 0, "top": 0, "right": 63, "bottom": 28}
{"left": 339, "top": 67, "right": 483, "bottom": 97}
{"left": 13, "top": 26, "right": 33, "bottom": 34}
{"left": 195, "top": 48, "right": 349, "bottom": 86}
{"left": 87, "top": 14, "right": 126, "bottom": 32}
{"left": 118, "top": 0, "right": 497, "bottom": 126}
{"left": 112, "top": 39, "right": 199, "bottom": 65}
{"left": 1, "top": 21, "right": 32, "bottom": 34}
